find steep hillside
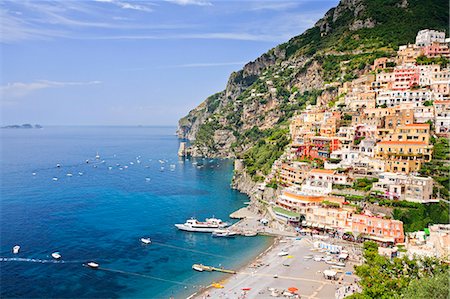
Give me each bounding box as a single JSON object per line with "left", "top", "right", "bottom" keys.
{"left": 177, "top": 0, "right": 449, "bottom": 164}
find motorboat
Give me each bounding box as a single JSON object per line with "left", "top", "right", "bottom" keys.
{"left": 87, "top": 262, "right": 99, "bottom": 269}
{"left": 12, "top": 245, "right": 20, "bottom": 254}
{"left": 51, "top": 252, "right": 61, "bottom": 259}
{"left": 212, "top": 229, "right": 236, "bottom": 238}
{"left": 66, "top": 173, "right": 73, "bottom": 177}
{"left": 140, "top": 238, "right": 151, "bottom": 244}
{"left": 175, "top": 218, "right": 229, "bottom": 233}
{"left": 192, "top": 264, "right": 212, "bottom": 272}
{"left": 52, "top": 177, "right": 58, "bottom": 181}
{"left": 95, "top": 152, "right": 100, "bottom": 160}
{"left": 243, "top": 231, "right": 257, "bottom": 237}
{"left": 56, "top": 164, "right": 61, "bottom": 168}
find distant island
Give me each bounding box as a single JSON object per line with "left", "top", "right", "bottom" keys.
{"left": 2, "top": 124, "right": 43, "bottom": 129}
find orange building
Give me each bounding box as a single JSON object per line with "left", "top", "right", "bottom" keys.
{"left": 351, "top": 214, "right": 405, "bottom": 244}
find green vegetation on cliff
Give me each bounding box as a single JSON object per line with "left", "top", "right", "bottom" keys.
{"left": 419, "top": 137, "right": 450, "bottom": 200}
{"left": 242, "top": 126, "right": 290, "bottom": 181}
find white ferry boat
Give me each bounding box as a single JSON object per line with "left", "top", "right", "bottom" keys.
{"left": 175, "top": 218, "right": 229, "bottom": 233}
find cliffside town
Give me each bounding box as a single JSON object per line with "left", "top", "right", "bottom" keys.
{"left": 178, "top": 0, "right": 449, "bottom": 258}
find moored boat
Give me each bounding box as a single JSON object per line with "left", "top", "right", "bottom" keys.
{"left": 175, "top": 218, "right": 229, "bottom": 233}
{"left": 212, "top": 229, "right": 236, "bottom": 238}
{"left": 12, "top": 245, "right": 20, "bottom": 254}
{"left": 140, "top": 238, "right": 151, "bottom": 244}
{"left": 192, "top": 264, "right": 213, "bottom": 272}
{"left": 51, "top": 252, "right": 61, "bottom": 259}
{"left": 87, "top": 262, "right": 99, "bottom": 269}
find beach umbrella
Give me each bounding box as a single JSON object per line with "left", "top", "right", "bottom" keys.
{"left": 288, "top": 287, "right": 298, "bottom": 293}
{"left": 212, "top": 283, "right": 224, "bottom": 288}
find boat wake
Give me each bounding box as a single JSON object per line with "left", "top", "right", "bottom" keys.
{"left": 0, "top": 257, "right": 84, "bottom": 264}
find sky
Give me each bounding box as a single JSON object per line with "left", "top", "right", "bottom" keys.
{"left": 0, "top": 0, "right": 338, "bottom": 126}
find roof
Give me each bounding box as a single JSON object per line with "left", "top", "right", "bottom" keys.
{"left": 404, "top": 123, "right": 430, "bottom": 127}
{"left": 310, "top": 169, "right": 335, "bottom": 174}
{"left": 377, "top": 141, "right": 428, "bottom": 145}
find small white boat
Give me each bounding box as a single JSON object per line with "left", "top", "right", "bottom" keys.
{"left": 145, "top": 178, "right": 151, "bottom": 182}
{"left": 278, "top": 251, "right": 289, "bottom": 257}
{"left": 87, "top": 262, "right": 99, "bottom": 269}
{"left": 130, "top": 162, "right": 134, "bottom": 165}
{"left": 52, "top": 177, "right": 58, "bottom": 181}
{"left": 243, "top": 231, "right": 257, "bottom": 237}
{"left": 32, "top": 172, "right": 37, "bottom": 176}
{"left": 56, "top": 164, "right": 61, "bottom": 168}
{"left": 140, "top": 238, "right": 151, "bottom": 244}
{"left": 12, "top": 245, "right": 20, "bottom": 254}
{"left": 95, "top": 152, "right": 100, "bottom": 160}
{"left": 51, "top": 252, "right": 61, "bottom": 259}
{"left": 78, "top": 172, "right": 84, "bottom": 175}
{"left": 66, "top": 173, "right": 73, "bottom": 177}
{"left": 192, "top": 264, "right": 204, "bottom": 272}
{"left": 123, "top": 165, "right": 128, "bottom": 169}
{"left": 212, "top": 229, "right": 236, "bottom": 238}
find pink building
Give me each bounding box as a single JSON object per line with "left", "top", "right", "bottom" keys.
{"left": 393, "top": 65, "right": 420, "bottom": 90}
{"left": 351, "top": 214, "right": 405, "bottom": 243}
{"left": 423, "top": 42, "right": 450, "bottom": 58}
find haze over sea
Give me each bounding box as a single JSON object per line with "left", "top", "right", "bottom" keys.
{"left": 0, "top": 126, "right": 271, "bottom": 298}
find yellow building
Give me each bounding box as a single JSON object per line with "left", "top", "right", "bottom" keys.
{"left": 375, "top": 141, "right": 433, "bottom": 173}
{"left": 385, "top": 123, "right": 431, "bottom": 144}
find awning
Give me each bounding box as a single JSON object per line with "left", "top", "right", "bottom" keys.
{"left": 323, "top": 270, "right": 337, "bottom": 277}
{"left": 338, "top": 253, "right": 349, "bottom": 260}
{"left": 318, "top": 224, "right": 325, "bottom": 229}
{"left": 324, "top": 226, "right": 334, "bottom": 230}
{"left": 312, "top": 223, "right": 319, "bottom": 227}
{"left": 306, "top": 222, "right": 312, "bottom": 227}
{"left": 365, "top": 235, "right": 395, "bottom": 243}
{"left": 302, "top": 220, "right": 307, "bottom": 225}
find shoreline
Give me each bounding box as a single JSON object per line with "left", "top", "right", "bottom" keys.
{"left": 187, "top": 236, "right": 278, "bottom": 299}
{"left": 189, "top": 233, "right": 362, "bottom": 299}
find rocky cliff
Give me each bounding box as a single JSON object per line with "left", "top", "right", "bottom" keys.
{"left": 177, "top": 0, "right": 448, "bottom": 163}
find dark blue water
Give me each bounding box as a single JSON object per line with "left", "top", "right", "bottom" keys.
{"left": 0, "top": 126, "right": 270, "bottom": 298}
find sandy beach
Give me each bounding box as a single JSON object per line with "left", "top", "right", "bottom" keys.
{"left": 191, "top": 236, "right": 362, "bottom": 299}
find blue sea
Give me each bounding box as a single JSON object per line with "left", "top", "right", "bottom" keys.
{"left": 0, "top": 126, "right": 271, "bottom": 298}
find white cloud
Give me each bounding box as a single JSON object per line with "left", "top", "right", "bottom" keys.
{"left": 94, "top": 0, "right": 154, "bottom": 12}
{"left": 164, "top": 0, "right": 212, "bottom": 6}
{"left": 0, "top": 80, "right": 101, "bottom": 98}
{"left": 248, "top": 2, "right": 299, "bottom": 11}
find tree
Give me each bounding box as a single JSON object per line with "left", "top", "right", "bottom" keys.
{"left": 347, "top": 242, "right": 449, "bottom": 299}
{"left": 403, "top": 271, "right": 450, "bottom": 299}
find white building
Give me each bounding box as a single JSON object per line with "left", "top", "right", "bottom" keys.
{"left": 415, "top": 29, "right": 446, "bottom": 47}
{"left": 434, "top": 100, "right": 450, "bottom": 135}
{"left": 376, "top": 89, "right": 432, "bottom": 107}
{"left": 372, "top": 172, "right": 435, "bottom": 203}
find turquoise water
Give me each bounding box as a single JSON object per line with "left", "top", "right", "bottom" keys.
{"left": 0, "top": 126, "right": 271, "bottom": 298}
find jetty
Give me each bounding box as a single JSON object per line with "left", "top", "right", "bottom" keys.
{"left": 192, "top": 264, "right": 236, "bottom": 274}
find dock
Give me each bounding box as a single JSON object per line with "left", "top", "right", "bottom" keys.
{"left": 193, "top": 264, "right": 236, "bottom": 274}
